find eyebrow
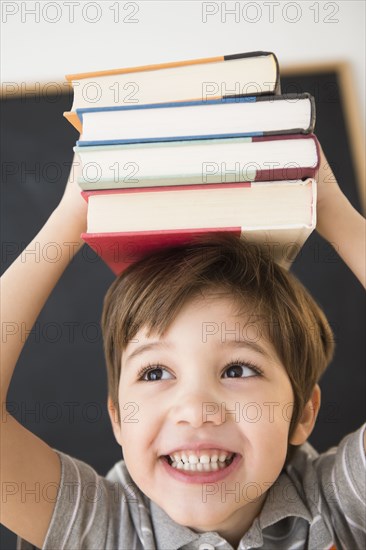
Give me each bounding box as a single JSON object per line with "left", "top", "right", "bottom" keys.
{"left": 221, "top": 339, "right": 273, "bottom": 360}
{"left": 125, "top": 338, "right": 273, "bottom": 363}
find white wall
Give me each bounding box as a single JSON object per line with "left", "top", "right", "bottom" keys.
{"left": 2, "top": 0, "right": 365, "bottom": 123}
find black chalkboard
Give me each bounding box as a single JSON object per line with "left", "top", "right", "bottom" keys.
{"left": 1, "top": 68, "right": 365, "bottom": 549}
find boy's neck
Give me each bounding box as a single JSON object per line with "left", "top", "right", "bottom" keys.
{"left": 192, "top": 492, "right": 267, "bottom": 549}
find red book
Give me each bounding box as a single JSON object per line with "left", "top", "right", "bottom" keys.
{"left": 80, "top": 179, "right": 317, "bottom": 275}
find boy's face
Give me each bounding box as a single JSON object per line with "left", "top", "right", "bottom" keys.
{"left": 110, "top": 293, "right": 301, "bottom": 539}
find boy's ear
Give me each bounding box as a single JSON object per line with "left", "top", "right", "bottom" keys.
{"left": 107, "top": 395, "right": 122, "bottom": 446}
{"left": 289, "top": 384, "right": 321, "bottom": 446}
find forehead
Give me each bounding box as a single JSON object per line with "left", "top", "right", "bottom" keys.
{"left": 137, "top": 290, "right": 261, "bottom": 330}
{"left": 124, "top": 291, "right": 273, "bottom": 355}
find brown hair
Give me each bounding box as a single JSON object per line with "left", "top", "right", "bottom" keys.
{"left": 101, "top": 233, "right": 334, "bottom": 450}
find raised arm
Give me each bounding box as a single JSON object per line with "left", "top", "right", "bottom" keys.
{"left": 0, "top": 156, "right": 88, "bottom": 547}
{"left": 315, "top": 144, "right": 366, "bottom": 288}
{"left": 316, "top": 145, "right": 366, "bottom": 454}
{"left": 1, "top": 155, "right": 87, "bottom": 401}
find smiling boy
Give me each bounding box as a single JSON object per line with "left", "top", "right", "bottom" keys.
{"left": 102, "top": 233, "right": 334, "bottom": 549}
{"left": 1, "top": 146, "right": 365, "bottom": 549}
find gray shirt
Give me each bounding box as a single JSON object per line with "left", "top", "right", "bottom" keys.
{"left": 17, "top": 424, "right": 366, "bottom": 549}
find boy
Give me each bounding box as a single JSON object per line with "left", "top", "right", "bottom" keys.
{"left": 1, "top": 146, "right": 365, "bottom": 549}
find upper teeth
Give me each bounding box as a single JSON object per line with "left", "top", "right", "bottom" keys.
{"left": 169, "top": 450, "right": 233, "bottom": 464}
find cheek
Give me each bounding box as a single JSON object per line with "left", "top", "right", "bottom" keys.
{"left": 119, "top": 401, "right": 142, "bottom": 431}
{"left": 118, "top": 393, "right": 162, "bottom": 457}
{"left": 241, "top": 379, "right": 294, "bottom": 426}
{"left": 240, "top": 404, "right": 291, "bottom": 443}
{"left": 238, "top": 387, "right": 294, "bottom": 456}
{"left": 241, "top": 411, "right": 291, "bottom": 484}
{"left": 118, "top": 376, "right": 143, "bottom": 435}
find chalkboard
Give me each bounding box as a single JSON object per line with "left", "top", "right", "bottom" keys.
{"left": 1, "top": 64, "right": 365, "bottom": 549}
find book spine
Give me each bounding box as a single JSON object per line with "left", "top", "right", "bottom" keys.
{"left": 76, "top": 133, "right": 266, "bottom": 147}
{"left": 75, "top": 132, "right": 317, "bottom": 151}
{"left": 251, "top": 133, "right": 316, "bottom": 143}
{"left": 76, "top": 95, "right": 258, "bottom": 117}
{"left": 76, "top": 125, "right": 317, "bottom": 147}
{"left": 66, "top": 55, "right": 225, "bottom": 81}
{"left": 76, "top": 93, "right": 313, "bottom": 116}
{"left": 67, "top": 51, "right": 276, "bottom": 81}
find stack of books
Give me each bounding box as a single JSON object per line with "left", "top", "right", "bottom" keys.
{"left": 64, "top": 51, "right": 320, "bottom": 274}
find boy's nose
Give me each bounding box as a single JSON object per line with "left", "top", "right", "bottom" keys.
{"left": 168, "top": 388, "right": 224, "bottom": 428}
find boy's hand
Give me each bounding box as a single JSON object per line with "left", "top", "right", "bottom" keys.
{"left": 315, "top": 141, "right": 366, "bottom": 288}
{"left": 315, "top": 143, "right": 344, "bottom": 236}
{"left": 56, "top": 153, "right": 88, "bottom": 233}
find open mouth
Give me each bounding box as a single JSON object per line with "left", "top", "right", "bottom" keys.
{"left": 163, "top": 452, "right": 236, "bottom": 472}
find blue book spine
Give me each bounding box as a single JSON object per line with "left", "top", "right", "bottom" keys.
{"left": 76, "top": 132, "right": 264, "bottom": 147}
{"left": 75, "top": 96, "right": 258, "bottom": 122}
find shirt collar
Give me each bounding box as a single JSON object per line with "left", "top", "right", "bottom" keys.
{"left": 150, "top": 499, "right": 234, "bottom": 549}
{"left": 259, "top": 469, "right": 313, "bottom": 530}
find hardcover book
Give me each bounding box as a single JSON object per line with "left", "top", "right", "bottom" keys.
{"left": 75, "top": 134, "right": 320, "bottom": 190}
{"left": 64, "top": 51, "right": 280, "bottom": 131}
{"left": 80, "top": 179, "right": 317, "bottom": 275}
{"left": 75, "top": 93, "right": 315, "bottom": 146}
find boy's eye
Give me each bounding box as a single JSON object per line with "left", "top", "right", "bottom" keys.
{"left": 222, "top": 361, "right": 261, "bottom": 379}
{"left": 138, "top": 364, "right": 172, "bottom": 382}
